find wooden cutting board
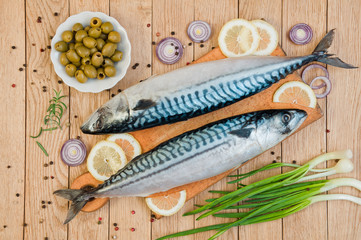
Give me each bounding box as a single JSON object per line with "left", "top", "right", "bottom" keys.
{"left": 130, "top": 46, "right": 323, "bottom": 218}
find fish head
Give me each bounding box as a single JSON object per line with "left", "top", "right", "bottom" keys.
{"left": 80, "top": 93, "right": 130, "bottom": 134}
{"left": 252, "top": 109, "right": 307, "bottom": 149}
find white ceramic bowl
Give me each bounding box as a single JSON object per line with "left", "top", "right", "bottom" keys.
{"left": 50, "top": 11, "right": 131, "bottom": 93}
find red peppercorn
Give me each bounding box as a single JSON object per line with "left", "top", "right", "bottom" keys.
{"left": 130, "top": 227, "right": 135, "bottom": 232}
{"left": 50, "top": 176, "right": 54, "bottom": 179}
{"left": 156, "top": 32, "right": 160, "bottom": 37}
{"left": 147, "top": 23, "right": 151, "bottom": 27}
{"left": 131, "top": 210, "right": 135, "bottom": 214}
{"left": 326, "top": 129, "right": 330, "bottom": 133}
{"left": 115, "top": 227, "right": 119, "bottom": 231}
{"left": 150, "top": 218, "right": 155, "bottom": 222}
{"left": 98, "top": 217, "right": 102, "bottom": 221}
{"left": 186, "top": 62, "right": 190, "bottom": 65}
{"left": 40, "top": 48, "right": 45, "bottom": 52}
{"left": 11, "top": 84, "right": 16, "bottom": 88}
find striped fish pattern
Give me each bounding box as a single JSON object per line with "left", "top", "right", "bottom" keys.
{"left": 56, "top": 109, "right": 307, "bottom": 223}
{"left": 81, "top": 30, "right": 355, "bottom": 134}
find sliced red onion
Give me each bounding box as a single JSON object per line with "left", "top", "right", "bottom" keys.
{"left": 60, "top": 139, "right": 87, "bottom": 166}
{"left": 289, "top": 23, "right": 313, "bottom": 45}
{"left": 187, "top": 20, "right": 211, "bottom": 43}
{"left": 310, "top": 76, "right": 332, "bottom": 98}
{"left": 302, "top": 64, "right": 329, "bottom": 89}
{"left": 156, "top": 37, "right": 183, "bottom": 64}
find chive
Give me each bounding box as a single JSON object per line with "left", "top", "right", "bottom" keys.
{"left": 30, "top": 127, "right": 43, "bottom": 138}
{"left": 36, "top": 141, "right": 48, "bottom": 157}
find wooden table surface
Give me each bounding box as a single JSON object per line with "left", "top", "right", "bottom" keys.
{"left": 1, "top": 0, "right": 360, "bottom": 239}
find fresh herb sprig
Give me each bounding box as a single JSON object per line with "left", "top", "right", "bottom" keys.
{"left": 31, "top": 89, "right": 67, "bottom": 156}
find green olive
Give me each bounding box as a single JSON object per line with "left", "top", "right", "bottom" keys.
{"left": 101, "top": 42, "right": 116, "bottom": 57}
{"left": 83, "top": 37, "right": 97, "bottom": 49}
{"left": 72, "top": 23, "right": 83, "bottom": 32}
{"left": 90, "top": 17, "right": 102, "bottom": 28}
{"left": 65, "top": 64, "right": 77, "bottom": 77}
{"left": 54, "top": 41, "right": 68, "bottom": 52}
{"left": 96, "top": 38, "right": 105, "bottom": 51}
{"left": 102, "top": 58, "right": 114, "bottom": 67}
{"left": 68, "top": 42, "right": 75, "bottom": 50}
{"left": 89, "top": 47, "right": 98, "bottom": 55}
{"left": 73, "top": 61, "right": 81, "bottom": 67}
{"left": 75, "top": 46, "right": 90, "bottom": 58}
{"left": 88, "top": 27, "right": 102, "bottom": 38}
{"left": 62, "top": 31, "right": 73, "bottom": 42}
{"left": 104, "top": 66, "right": 116, "bottom": 77}
{"left": 111, "top": 50, "right": 123, "bottom": 62}
{"left": 75, "top": 30, "right": 88, "bottom": 42}
{"left": 75, "top": 70, "right": 88, "bottom": 83}
{"left": 101, "top": 22, "right": 114, "bottom": 34}
{"left": 84, "top": 65, "right": 97, "bottom": 78}
{"left": 97, "top": 68, "right": 106, "bottom": 80}
{"left": 91, "top": 52, "right": 104, "bottom": 67}
{"left": 66, "top": 49, "right": 81, "bottom": 63}
{"left": 80, "top": 64, "right": 85, "bottom": 71}
{"left": 81, "top": 56, "right": 91, "bottom": 65}
{"left": 99, "top": 33, "right": 107, "bottom": 40}
{"left": 108, "top": 31, "right": 121, "bottom": 43}
{"left": 74, "top": 42, "right": 83, "bottom": 49}
{"left": 84, "top": 26, "right": 90, "bottom": 32}
{"left": 59, "top": 52, "right": 70, "bottom": 66}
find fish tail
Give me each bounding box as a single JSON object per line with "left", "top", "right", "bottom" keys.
{"left": 313, "top": 29, "right": 357, "bottom": 69}
{"left": 54, "top": 187, "right": 95, "bottom": 224}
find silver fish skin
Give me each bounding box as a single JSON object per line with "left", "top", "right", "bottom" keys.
{"left": 80, "top": 30, "right": 355, "bottom": 134}
{"left": 55, "top": 109, "right": 307, "bottom": 224}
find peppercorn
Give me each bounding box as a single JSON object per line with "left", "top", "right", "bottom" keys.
{"left": 200, "top": 44, "right": 204, "bottom": 48}
{"left": 7, "top": 165, "right": 11, "bottom": 168}
{"left": 152, "top": 41, "right": 156, "bottom": 45}
{"left": 113, "top": 223, "right": 118, "bottom": 227}
{"left": 19, "top": 68, "right": 23, "bottom": 71}
{"left": 11, "top": 46, "right": 16, "bottom": 49}
{"left": 292, "top": 160, "right": 297, "bottom": 164}
{"left": 49, "top": 161, "right": 54, "bottom": 165}
{"left": 41, "top": 200, "right": 45, "bottom": 204}
{"left": 271, "top": 151, "right": 275, "bottom": 155}
{"left": 272, "top": 160, "right": 277, "bottom": 163}
{"left": 147, "top": 64, "right": 151, "bottom": 68}
{"left": 33, "top": 69, "right": 37, "bottom": 72}
{"left": 171, "top": 31, "right": 175, "bottom": 35}
{"left": 111, "top": 94, "right": 115, "bottom": 97}
{"left": 188, "top": 42, "right": 192, "bottom": 46}
{"left": 43, "top": 176, "right": 48, "bottom": 180}
{"left": 74, "top": 115, "right": 78, "bottom": 118}
{"left": 147, "top": 23, "right": 151, "bottom": 27}
{"left": 58, "top": 80, "right": 62, "bottom": 84}
{"left": 117, "top": 89, "right": 121, "bottom": 93}
{"left": 54, "top": 12, "right": 59, "bottom": 16}
{"left": 42, "top": 205, "right": 46, "bottom": 208}
{"left": 16, "top": 193, "right": 20, "bottom": 197}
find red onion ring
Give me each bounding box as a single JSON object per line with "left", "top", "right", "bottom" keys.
{"left": 60, "top": 139, "right": 87, "bottom": 166}
{"left": 289, "top": 23, "right": 313, "bottom": 45}
{"left": 302, "top": 64, "right": 329, "bottom": 89}
{"left": 310, "top": 76, "right": 332, "bottom": 99}
{"left": 156, "top": 37, "right": 183, "bottom": 64}
{"left": 187, "top": 20, "right": 211, "bottom": 43}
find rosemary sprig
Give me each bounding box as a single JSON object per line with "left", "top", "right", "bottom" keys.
{"left": 32, "top": 89, "right": 67, "bottom": 156}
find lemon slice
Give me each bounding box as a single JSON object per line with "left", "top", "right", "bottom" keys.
{"left": 252, "top": 19, "right": 279, "bottom": 55}
{"left": 218, "top": 19, "right": 260, "bottom": 57}
{"left": 145, "top": 190, "right": 187, "bottom": 216}
{"left": 87, "top": 140, "right": 127, "bottom": 181}
{"left": 273, "top": 81, "right": 317, "bottom": 108}
{"left": 107, "top": 133, "right": 142, "bottom": 162}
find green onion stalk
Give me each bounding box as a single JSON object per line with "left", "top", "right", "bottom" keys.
{"left": 157, "top": 150, "right": 361, "bottom": 240}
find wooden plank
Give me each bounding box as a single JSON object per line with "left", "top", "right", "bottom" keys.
{"left": 0, "top": 0, "right": 26, "bottom": 239}
{"left": 108, "top": 0, "right": 152, "bottom": 239}
{"left": 24, "top": 1, "right": 70, "bottom": 240}
{"left": 238, "top": 1, "right": 283, "bottom": 240}
{"left": 151, "top": 0, "right": 195, "bottom": 239}
{"left": 193, "top": 1, "right": 238, "bottom": 240}
{"left": 68, "top": 1, "right": 110, "bottom": 239}
{"left": 327, "top": 0, "right": 361, "bottom": 239}
{"left": 282, "top": 1, "right": 328, "bottom": 240}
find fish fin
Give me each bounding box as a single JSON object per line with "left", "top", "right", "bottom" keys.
{"left": 318, "top": 57, "right": 358, "bottom": 69}
{"left": 133, "top": 99, "right": 157, "bottom": 111}
{"left": 313, "top": 29, "right": 357, "bottom": 69}
{"left": 229, "top": 128, "right": 253, "bottom": 138}
{"left": 54, "top": 188, "right": 94, "bottom": 224}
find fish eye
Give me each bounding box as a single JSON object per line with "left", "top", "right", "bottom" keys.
{"left": 282, "top": 113, "right": 292, "bottom": 124}
{"left": 95, "top": 118, "right": 103, "bottom": 129}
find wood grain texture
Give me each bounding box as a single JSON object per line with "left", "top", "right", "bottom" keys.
{"left": 327, "top": 0, "right": 361, "bottom": 239}
{"left": 282, "top": 1, "right": 328, "bottom": 240}
{"left": 68, "top": 1, "right": 110, "bottom": 240}
{"left": 151, "top": 0, "right": 195, "bottom": 239}
{"left": 0, "top": 0, "right": 26, "bottom": 239}
{"left": 238, "top": 1, "right": 283, "bottom": 239}
{"left": 193, "top": 1, "right": 238, "bottom": 240}
{"left": 24, "top": 1, "right": 70, "bottom": 240}
{"left": 109, "top": 1, "right": 152, "bottom": 239}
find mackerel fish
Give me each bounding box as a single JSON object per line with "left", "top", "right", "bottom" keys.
{"left": 56, "top": 109, "right": 306, "bottom": 224}
{"left": 81, "top": 30, "right": 355, "bottom": 134}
